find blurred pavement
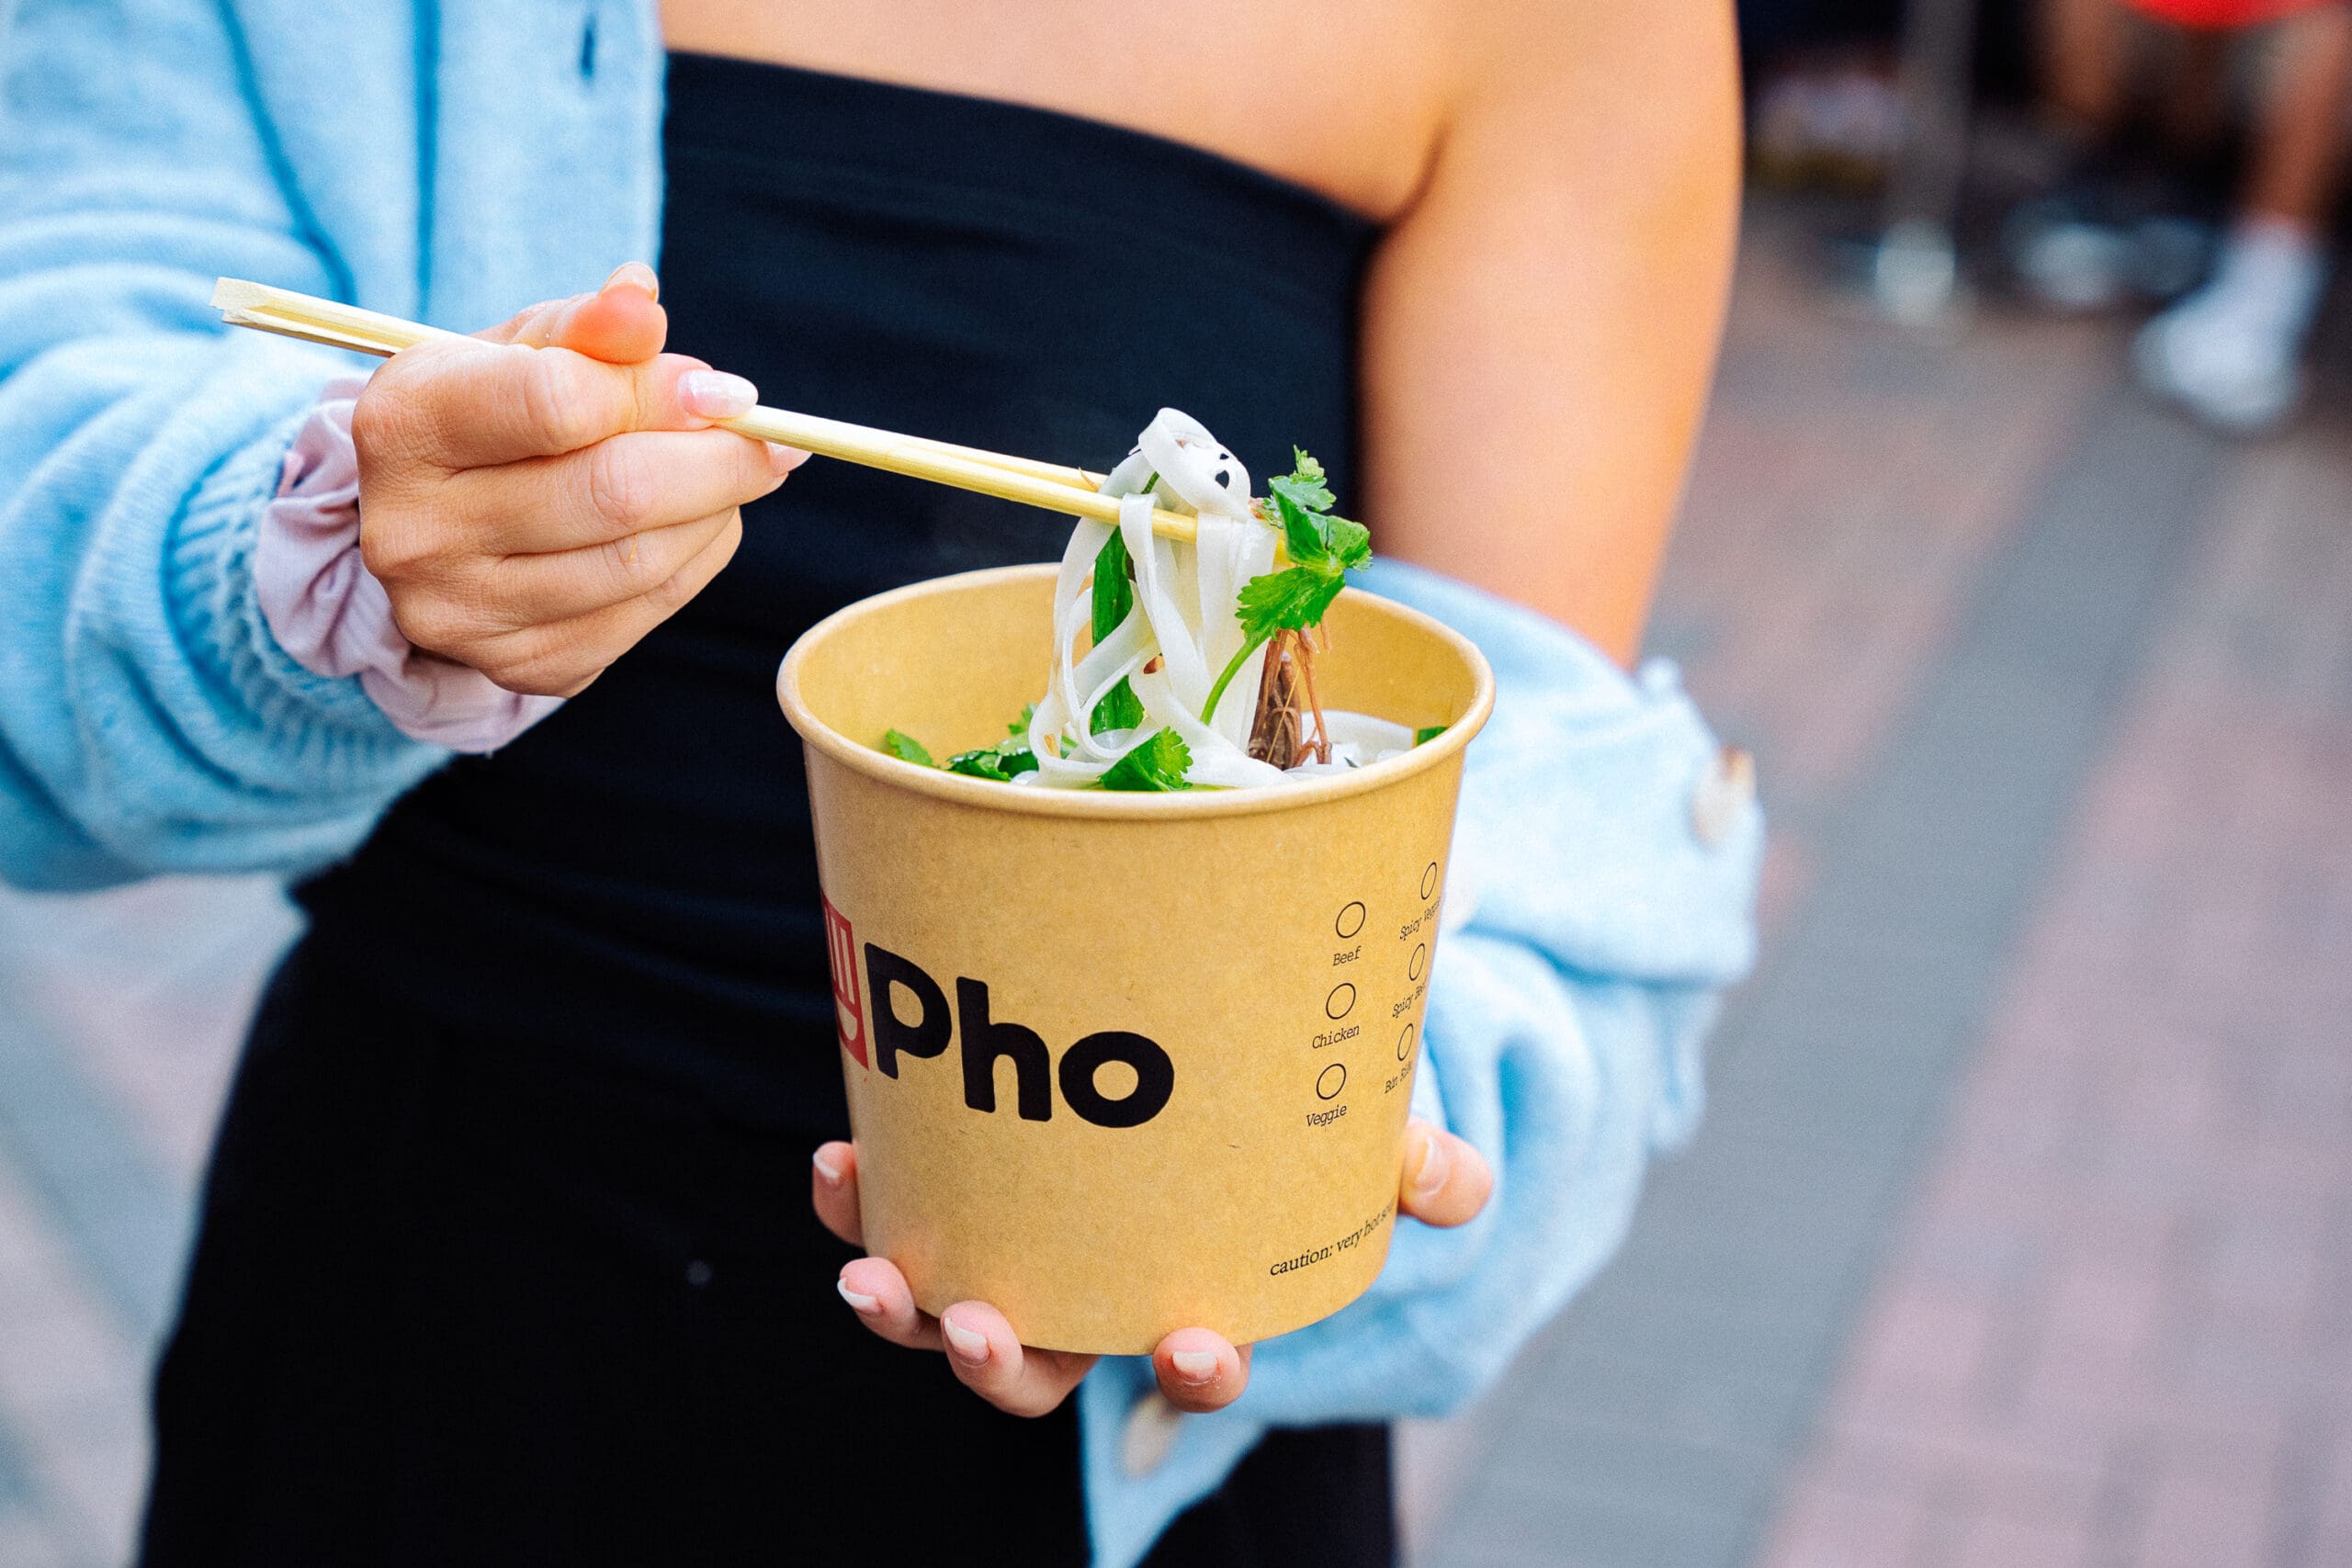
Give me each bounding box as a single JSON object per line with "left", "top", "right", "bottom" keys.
{"left": 1403, "top": 204, "right": 2352, "bottom": 1567}
{"left": 3, "top": 199, "right": 2350, "bottom": 1566}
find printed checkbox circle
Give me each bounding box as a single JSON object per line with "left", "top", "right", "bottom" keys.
{"left": 1419, "top": 862, "right": 1439, "bottom": 900}
{"left": 1317, "top": 1063, "right": 1347, "bottom": 1100}
{"left": 1408, "top": 942, "right": 1427, "bottom": 981}
{"left": 1335, "top": 901, "right": 1366, "bottom": 940}
{"left": 1325, "top": 982, "right": 1356, "bottom": 1021}
{"left": 1396, "top": 1022, "right": 1417, "bottom": 1062}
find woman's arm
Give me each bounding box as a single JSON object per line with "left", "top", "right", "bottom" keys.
{"left": 1361, "top": 0, "right": 1743, "bottom": 667}
{"left": 1, "top": 4, "right": 778, "bottom": 890}
{"left": 0, "top": 0, "right": 439, "bottom": 888}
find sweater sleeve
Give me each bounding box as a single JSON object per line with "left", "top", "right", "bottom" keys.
{"left": 1075, "top": 564, "right": 1764, "bottom": 1568}
{"left": 0, "top": 0, "right": 446, "bottom": 890}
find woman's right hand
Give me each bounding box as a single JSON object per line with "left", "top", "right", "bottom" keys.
{"left": 351, "top": 263, "right": 805, "bottom": 697}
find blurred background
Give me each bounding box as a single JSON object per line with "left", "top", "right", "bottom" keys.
{"left": 4, "top": 0, "right": 2351, "bottom": 1562}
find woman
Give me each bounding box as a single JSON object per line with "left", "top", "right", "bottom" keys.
{"left": 0, "top": 1, "right": 1757, "bottom": 1563}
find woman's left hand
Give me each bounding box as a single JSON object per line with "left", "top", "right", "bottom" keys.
{"left": 810, "top": 1119, "right": 1493, "bottom": 1417}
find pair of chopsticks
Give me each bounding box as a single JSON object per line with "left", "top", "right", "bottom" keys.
{"left": 210, "top": 278, "right": 1202, "bottom": 543}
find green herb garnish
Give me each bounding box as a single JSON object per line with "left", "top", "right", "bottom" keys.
{"left": 1265, "top": 446, "right": 1335, "bottom": 514}
{"left": 1100, "top": 728, "right": 1193, "bottom": 792}
{"left": 1415, "top": 725, "right": 1446, "bottom": 746}
{"left": 881, "top": 729, "right": 934, "bottom": 766}
{"left": 1090, "top": 532, "right": 1146, "bottom": 735}
{"left": 946, "top": 750, "right": 1030, "bottom": 781}
{"left": 883, "top": 448, "right": 1365, "bottom": 793}
{"left": 945, "top": 705, "right": 1040, "bottom": 781}
{"left": 1200, "top": 449, "right": 1372, "bottom": 722}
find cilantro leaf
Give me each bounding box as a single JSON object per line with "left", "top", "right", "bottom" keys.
{"left": 946, "top": 750, "right": 1009, "bottom": 780}
{"left": 1235, "top": 567, "right": 1347, "bottom": 646}
{"left": 947, "top": 709, "right": 1042, "bottom": 780}
{"left": 1323, "top": 513, "right": 1371, "bottom": 570}
{"left": 947, "top": 747, "right": 1038, "bottom": 781}
{"left": 1266, "top": 480, "right": 1368, "bottom": 574}
{"left": 1267, "top": 448, "right": 1335, "bottom": 514}
{"left": 945, "top": 738, "right": 1040, "bottom": 781}
{"left": 1100, "top": 728, "right": 1193, "bottom": 792}
{"left": 881, "top": 729, "right": 934, "bottom": 767}
{"left": 1272, "top": 489, "right": 1333, "bottom": 567}
{"left": 1203, "top": 447, "right": 1374, "bottom": 724}
{"left": 1415, "top": 725, "right": 1446, "bottom": 746}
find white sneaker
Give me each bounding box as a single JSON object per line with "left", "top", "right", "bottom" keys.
{"left": 2134, "top": 299, "right": 2303, "bottom": 434}
{"left": 2132, "top": 219, "right": 2324, "bottom": 435}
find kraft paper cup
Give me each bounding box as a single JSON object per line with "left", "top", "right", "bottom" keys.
{"left": 776, "top": 563, "right": 1493, "bottom": 1354}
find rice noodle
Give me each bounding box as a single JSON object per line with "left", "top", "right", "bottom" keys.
{"left": 1021, "top": 409, "right": 1397, "bottom": 791}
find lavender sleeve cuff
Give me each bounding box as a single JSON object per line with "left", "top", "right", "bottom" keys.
{"left": 255, "top": 376, "right": 562, "bottom": 752}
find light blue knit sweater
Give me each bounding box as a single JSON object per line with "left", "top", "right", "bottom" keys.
{"left": 0, "top": 4, "right": 1761, "bottom": 1562}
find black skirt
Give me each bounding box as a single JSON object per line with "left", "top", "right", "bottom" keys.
{"left": 138, "top": 943, "right": 1395, "bottom": 1566}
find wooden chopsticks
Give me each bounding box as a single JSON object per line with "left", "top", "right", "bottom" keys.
{"left": 210, "top": 278, "right": 1200, "bottom": 543}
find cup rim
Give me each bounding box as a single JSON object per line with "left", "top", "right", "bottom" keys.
{"left": 776, "top": 563, "right": 1496, "bottom": 820}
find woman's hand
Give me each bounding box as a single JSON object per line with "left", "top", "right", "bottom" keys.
{"left": 809, "top": 1120, "right": 1494, "bottom": 1417}
{"left": 350, "top": 262, "right": 804, "bottom": 697}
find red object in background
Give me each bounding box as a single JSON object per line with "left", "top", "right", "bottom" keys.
{"left": 2123, "top": 0, "right": 2337, "bottom": 28}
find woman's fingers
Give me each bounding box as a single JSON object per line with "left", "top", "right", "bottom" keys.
{"left": 1151, "top": 1328, "right": 1252, "bottom": 1414}
{"left": 457, "top": 509, "right": 744, "bottom": 694}
{"left": 350, "top": 263, "right": 806, "bottom": 696}
{"left": 476, "top": 507, "right": 734, "bottom": 633}
{"left": 935, "top": 1300, "right": 1100, "bottom": 1418}
{"left": 460, "top": 425, "right": 790, "bottom": 562}
{"left": 810, "top": 1140, "right": 862, "bottom": 1247}
{"left": 836, "top": 1256, "right": 940, "bottom": 1351}
{"left": 831, "top": 1251, "right": 1100, "bottom": 1418}
{"left": 368, "top": 341, "right": 741, "bottom": 475}
{"left": 1397, "top": 1118, "right": 1494, "bottom": 1229}
{"left": 540, "top": 265, "right": 667, "bottom": 363}
{"left": 817, "top": 1124, "right": 1269, "bottom": 1422}
{"left": 481, "top": 262, "right": 667, "bottom": 361}
{"left": 822, "top": 1117, "right": 1482, "bottom": 1429}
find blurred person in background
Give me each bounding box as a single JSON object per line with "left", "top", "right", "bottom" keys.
{"left": 0, "top": 2, "right": 1759, "bottom": 1565}
{"left": 2011, "top": 0, "right": 2352, "bottom": 429}
{"left": 1743, "top": 0, "right": 1910, "bottom": 189}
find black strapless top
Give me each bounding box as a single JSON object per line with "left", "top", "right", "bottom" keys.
{"left": 295, "top": 54, "right": 1379, "bottom": 1131}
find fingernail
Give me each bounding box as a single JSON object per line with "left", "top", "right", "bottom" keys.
{"left": 836, "top": 1279, "right": 880, "bottom": 1314}
{"left": 942, "top": 1313, "right": 991, "bottom": 1366}
{"left": 812, "top": 1149, "right": 842, "bottom": 1184}
{"left": 605, "top": 261, "right": 660, "bottom": 299}
{"left": 1408, "top": 1133, "right": 1451, "bottom": 1199}
{"left": 680, "top": 369, "right": 757, "bottom": 420}
{"left": 767, "top": 442, "right": 810, "bottom": 474}
{"left": 1170, "top": 1349, "right": 1219, "bottom": 1384}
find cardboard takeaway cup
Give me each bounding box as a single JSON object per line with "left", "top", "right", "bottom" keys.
{"left": 775, "top": 564, "right": 1494, "bottom": 1354}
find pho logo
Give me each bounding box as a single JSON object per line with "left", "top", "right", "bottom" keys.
{"left": 822, "top": 895, "right": 866, "bottom": 1068}
{"left": 828, "top": 928, "right": 1175, "bottom": 1129}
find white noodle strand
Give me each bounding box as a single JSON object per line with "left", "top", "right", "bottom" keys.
{"left": 1015, "top": 409, "right": 1381, "bottom": 792}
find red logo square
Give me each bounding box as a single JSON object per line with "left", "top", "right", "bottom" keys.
{"left": 822, "top": 895, "right": 866, "bottom": 1068}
